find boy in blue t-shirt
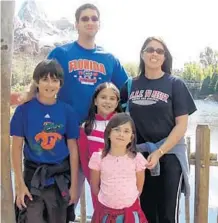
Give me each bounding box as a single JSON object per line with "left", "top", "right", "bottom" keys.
{"left": 10, "top": 59, "right": 79, "bottom": 223}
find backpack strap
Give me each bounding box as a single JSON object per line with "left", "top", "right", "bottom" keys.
{"left": 125, "top": 77, "right": 132, "bottom": 113}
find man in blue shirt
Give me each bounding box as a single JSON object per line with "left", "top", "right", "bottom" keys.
{"left": 24, "top": 3, "right": 128, "bottom": 123}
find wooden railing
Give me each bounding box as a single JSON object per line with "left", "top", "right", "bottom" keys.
{"left": 77, "top": 125, "right": 218, "bottom": 223}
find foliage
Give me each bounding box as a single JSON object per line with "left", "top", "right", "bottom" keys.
{"left": 182, "top": 47, "right": 218, "bottom": 82}
{"left": 200, "top": 76, "right": 211, "bottom": 95}
{"left": 215, "top": 79, "right": 218, "bottom": 93}
{"left": 12, "top": 53, "right": 43, "bottom": 87}
{"left": 181, "top": 47, "right": 218, "bottom": 96}
{"left": 200, "top": 73, "right": 218, "bottom": 95}
{"left": 123, "top": 62, "right": 138, "bottom": 77}
{"left": 200, "top": 47, "right": 218, "bottom": 68}
{"left": 209, "top": 73, "right": 218, "bottom": 94}
{"left": 181, "top": 62, "right": 203, "bottom": 81}
{"left": 11, "top": 83, "right": 26, "bottom": 92}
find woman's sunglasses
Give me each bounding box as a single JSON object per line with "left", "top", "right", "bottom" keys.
{"left": 80, "top": 16, "right": 99, "bottom": 22}
{"left": 143, "top": 47, "right": 165, "bottom": 55}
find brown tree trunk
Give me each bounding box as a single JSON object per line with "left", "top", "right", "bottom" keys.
{"left": 1, "top": 1, "right": 16, "bottom": 222}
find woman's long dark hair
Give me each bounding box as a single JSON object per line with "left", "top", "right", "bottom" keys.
{"left": 138, "top": 36, "right": 173, "bottom": 76}
{"left": 102, "top": 113, "right": 137, "bottom": 158}
{"left": 84, "top": 82, "right": 123, "bottom": 135}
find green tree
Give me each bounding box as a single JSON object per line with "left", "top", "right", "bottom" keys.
{"left": 200, "top": 76, "right": 211, "bottom": 95}
{"left": 215, "top": 79, "right": 218, "bottom": 93}
{"left": 182, "top": 62, "right": 203, "bottom": 81}
{"left": 200, "top": 47, "right": 218, "bottom": 69}
{"left": 208, "top": 73, "right": 218, "bottom": 93}
{"left": 123, "top": 62, "right": 138, "bottom": 77}
{"left": 203, "top": 65, "right": 214, "bottom": 78}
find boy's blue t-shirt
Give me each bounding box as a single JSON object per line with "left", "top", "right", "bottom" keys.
{"left": 10, "top": 98, "right": 79, "bottom": 164}
{"left": 47, "top": 41, "right": 128, "bottom": 123}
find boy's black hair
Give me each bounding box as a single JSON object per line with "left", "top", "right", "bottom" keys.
{"left": 75, "top": 3, "right": 100, "bottom": 22}
{"left": 33, "top": 59, "right": 64, "bottom": 86}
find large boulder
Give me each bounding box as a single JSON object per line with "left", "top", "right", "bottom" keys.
{"left": 52, "top": 17, "right": 74, "bottom": 30}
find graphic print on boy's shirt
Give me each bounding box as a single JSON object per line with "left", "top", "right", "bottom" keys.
{"left": 31, "top": 121, "right": 63, "bottom": 153}
{"left": 129, "top": 89, "right": 169, "bottom": 106}
{"left": 68, "top": 59, "right": 106, "bottom": 85}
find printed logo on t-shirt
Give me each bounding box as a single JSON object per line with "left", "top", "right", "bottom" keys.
{"left": 68, "top": 59, "right": 106, "bottom": 85}
{"left": 130, "top": 89, "right": 169, "bottom": 105}
{"left": 44, "top": 114, "right": 50, "bottom": 118}
{"left": 33, "top": 122, "right": 63, "bottom": 151}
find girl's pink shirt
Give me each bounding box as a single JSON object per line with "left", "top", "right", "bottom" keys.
{"left": 78, "top": 112, "right": 115, "bottom": 182}
{"left": 89, "top": 152, "right": 147, "bottom": 209}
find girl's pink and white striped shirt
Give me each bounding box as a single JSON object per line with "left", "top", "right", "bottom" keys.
{"left": 78, "top": 113, "right": 115, "bottom": 182}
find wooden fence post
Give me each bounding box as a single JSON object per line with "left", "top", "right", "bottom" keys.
{"left": 185, "top": 137, "right": 191, "bottom": 223}
{"left": 194, "top": 125, "right": 210, "bottom": 223}
{"left": 1, "top": 1, "right": 16, "bottom": 223}
{"left": 80, "top": 183, "right": 86, "bottom": 223}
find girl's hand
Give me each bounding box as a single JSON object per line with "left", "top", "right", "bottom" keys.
{"left": 69, "top": 186, "right": 77, "bottom": 205}
{"left": 16, "top": 184, "right": 33, "bottom": 210}
{"left": 146, "top": 150, "right": 162, "bottom": 169}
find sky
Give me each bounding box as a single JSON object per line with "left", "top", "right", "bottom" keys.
{"left": 15, "top": 0, "right": 218, "bottom": 69}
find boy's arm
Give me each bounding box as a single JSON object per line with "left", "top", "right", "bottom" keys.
{"left": 90, "top": 169, "right": 100, "bottom": 196}
{"left": 67, "top": 139, "right": 79, "bottom": 204}
{"left": 11, "top": 136, "right": 32, "bottom": 208}
{"left": 11, "top": 136, "right": 25, "bottom": 187}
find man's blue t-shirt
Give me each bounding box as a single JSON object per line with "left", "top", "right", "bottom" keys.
{"left": 10, "top": 98, "right": 79, "bottom": 164}
{"left": 47, "top": 41, "right": 128, "bottom": 123}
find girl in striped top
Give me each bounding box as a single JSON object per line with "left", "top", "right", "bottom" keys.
{"left": 78, "top": 82, "right": 122, "bottom": 208}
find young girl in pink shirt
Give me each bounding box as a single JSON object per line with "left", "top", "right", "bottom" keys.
{"left": 78, "top": 82, "right": 122, "bottom": 208}
{"left": 89, "top": 113, "right": 148, "bottom": 223}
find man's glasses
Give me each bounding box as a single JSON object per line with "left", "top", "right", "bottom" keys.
{"left": 80, "top": 16, "right": 99, "bottom": 22}
{"left": 143, "top": 47, "right": 165, "bottom": 55}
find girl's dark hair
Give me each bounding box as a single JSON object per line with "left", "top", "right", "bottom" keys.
{"left": 33, "top": 59, "right": 64, "bottom": 86}
{"left": 138, "top": 36, "right": 172, "bottom": 75}
{"left": 102, "top": 113, "right": 137, "bottom": 158}
{"left": 84, "top": 82, "right": 122, "bottom": 135}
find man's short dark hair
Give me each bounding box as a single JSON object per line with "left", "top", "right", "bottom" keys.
{"left": 33, "top": 59, "right": 64, "bottom": 86}
{"left": 75, "top": 3, "right": 100, "bottom": 22}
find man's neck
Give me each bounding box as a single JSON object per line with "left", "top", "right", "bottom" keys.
{"left": 77, "top": 36, "right": 95, "bottom": 49}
